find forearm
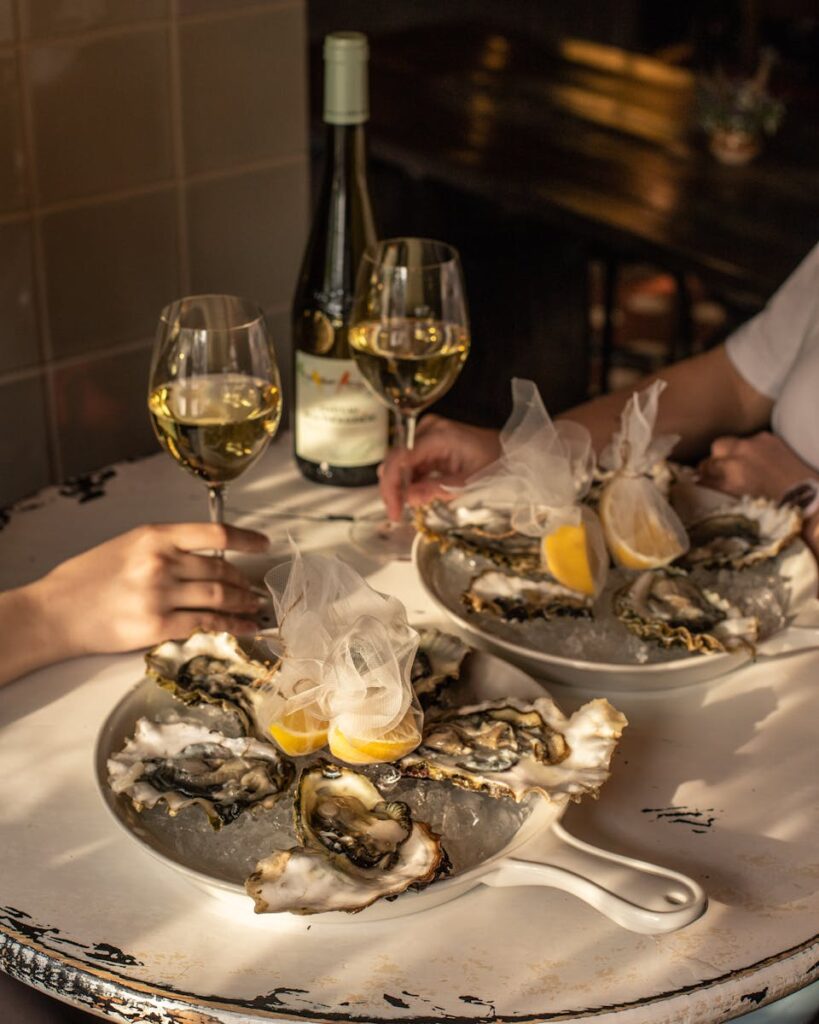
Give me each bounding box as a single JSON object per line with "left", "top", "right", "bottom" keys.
{"left": 0, "top": 580, "right": 73, "bottom": 688}
{"left": 561, "top": 345, "right": 774, "bottom": 462}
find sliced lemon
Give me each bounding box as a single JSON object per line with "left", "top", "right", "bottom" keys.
{"left": 599, "top": 478, "right": 688, "bottom": 570}
{"left": 328, "top": 709, "right": 421, "bottom": 765}
{"left": 268, "top": 706, "right": 329, "bottom": 757}
{"left": 542, "top": 522, "right": 597, "bottom": 596}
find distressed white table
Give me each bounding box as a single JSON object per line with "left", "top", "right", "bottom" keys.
{"left": 1, "top": 437, "right": 818, "bottom": 1024}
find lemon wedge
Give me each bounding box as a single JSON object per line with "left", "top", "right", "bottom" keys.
{"left": 328, "top": 709, "right": 421, "bottom": 765}
{"left": 542, "top": 522, "right": 597, "bottom": 596}
{"left": 599, "top": 478, "right": 688, "bottom": 570}
{"left": 268, "top": 706, "right": 329, "bottom": 757}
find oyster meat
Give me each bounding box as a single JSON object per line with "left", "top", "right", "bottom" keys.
{"left": 679, "top": 495, "right": 801, "bottom": 570}
{"left": 463, "top": 569, "right": 592, "bottom": 622}
{"left": 614, "top": 569, "right": 758, "bottom": 654}
{"left": 400, "top": 696, "right": 627, "bottom": 803}
{"left": 416, "top": 500, "right": 540, "bottom": 573}
{"left": 411, "top": 628, "right": 471, "bottom": 707}
{"left": 246, "top": 761, "right": 446, "bottom": 914}
{"left": 145, "top": 631, "right": 277, "bottom": 735}
{"left": 108, "top": 718, "right": 295, "bottom": 829}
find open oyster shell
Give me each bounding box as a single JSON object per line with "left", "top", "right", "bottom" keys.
{"left": 462, "top": 569, "right": 592, "bottom": 622}
{"left": 677, "top": 494, "right": 801, "bottom": 570}
{"left": 399, "top": 696, "right": 627, "bottom": 803}
{"left": 246, "top": 761, "right": 446, "bottom": 914}
{"left": 411, "top": 628, "right": 471, "bottom": 707}
{"left": 107, "top": 718, "right": 295, "bottom": 829}
{"left": 416, "top": 500, "right": 540, "bottom": 573}
{"left": 614, "top": 569, "right": 758, "bottom": 654}
{"left": 145, "top": 631, "right": 277, "bottom": 735}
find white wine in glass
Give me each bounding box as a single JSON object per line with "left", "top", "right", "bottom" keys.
{"left": 349, "top": 239, "right": 470, "bottom": 559}
{"left": 148, "top": 295, "right": 282, "bottom": 528}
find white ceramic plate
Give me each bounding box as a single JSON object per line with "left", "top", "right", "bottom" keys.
{"left": 413, "top": 535, "right": 819, "bottom": 691}
{"left": 95, "top": 652, "right": 705, "bottom": 931}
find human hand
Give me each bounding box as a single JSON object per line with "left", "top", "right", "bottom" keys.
{"left": 30, "top": 523, "right": 270, "bottom": 659}
{"left": 696, "top": 431, "right": 816, "bottom": 502}
{"left": 378, "top": 415, "right": 502, "bottom": 521}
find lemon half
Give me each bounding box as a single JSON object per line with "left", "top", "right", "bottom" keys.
{"left": 268, "top": 706, "right": 329, "bottom": 757}
{"left": 599, "top": 479, "right": 688, "bottom": 570}
{"left": 328, "top": 709, "right": 421, "bottom": 765}
{"left": 542, "top": 521, "right": 597, "bottom": 596}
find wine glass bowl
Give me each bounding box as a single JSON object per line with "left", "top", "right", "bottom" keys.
{"left": 148, "top": 295, "right": 282, "bottom": 525}
{"left": 348, "top": 238, "right": 470, "bottom": 558}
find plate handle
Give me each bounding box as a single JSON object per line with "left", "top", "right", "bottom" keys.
{"left": 481, "top": 822, "right": 706, "bottom": 934}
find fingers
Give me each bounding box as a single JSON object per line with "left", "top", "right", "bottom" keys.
{"left": 159, "top": 610, "right": 260, "bottom": 640}
{"left": 168, "top": 581, "right": 262, "bottom": 615}
{"left": 153, "top": 522, "right": 270, "bottom": 554}
{"left": 406, "top": 479, "right": 452, "bottom": 508}
{"left": 378, "top": 449, "right": 414, "bottom": 522}
{"left": 173, "top": 552, "right": 256, "bottom": 590}
{"left": 709, "top": 436, "right": 739, "bottom": 459}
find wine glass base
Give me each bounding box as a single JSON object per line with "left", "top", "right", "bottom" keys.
{"left": 349, "top": 512, "right": 417, "bottom": 562}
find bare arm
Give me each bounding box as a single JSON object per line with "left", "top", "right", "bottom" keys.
{"left": 0, "top": 523, "right": 269, "bottom": 689}
{"left": 563, "top": 344, "right": 773, "bottom": 461}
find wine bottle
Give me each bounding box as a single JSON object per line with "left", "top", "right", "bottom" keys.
{"left": 292, "top": 31, "right": 388, "bottom": 485}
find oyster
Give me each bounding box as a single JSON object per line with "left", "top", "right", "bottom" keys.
{"left": 614, "top": 569, "right": 758, "bottom": 654}
{"left": 107, "top": 718, "right": 295, "bottom": 829}
{"left": 245, "top": 761, "right": 446, "bottom": 914}
{"left": 679, "top": 495, "right": 801, "bottom": 570}
{"left": 400, "top": 696, "right": 627, "bottom": 803}
{"left": 145, "top": 631, "right": 277, "bottom": 735}
{"left": 411, "top": 628, "right": 471, "bottom": 707}
{"left": 463, "top": 569, "right": 592, "bottom": 622}
{"left": 416, "top": 500, "right": 540, "bottom": 573}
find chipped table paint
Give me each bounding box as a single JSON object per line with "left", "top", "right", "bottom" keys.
{"left": 0, "top": 441, "right": 818, "bottom": 1023}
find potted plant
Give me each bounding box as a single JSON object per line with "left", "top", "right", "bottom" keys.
{"left": 697, "top": 50, "right": 785, "bottom": 165}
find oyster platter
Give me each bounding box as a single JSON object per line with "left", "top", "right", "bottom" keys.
{"left": 98, "top": 625, "right": 650, "bottom": 922}
{"left": 413, "top": 380, "right": 815, "bottom": 690}
{"left": 414, "top": 499, "right": 814, "bottom": 691}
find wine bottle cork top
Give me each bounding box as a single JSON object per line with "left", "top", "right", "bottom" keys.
{"left": 323, "top": 31, "right": 369, "bottom": 125}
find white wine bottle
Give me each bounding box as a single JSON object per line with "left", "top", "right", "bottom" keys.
{"left": 292, "top": 31, "right": 388, "bottom": 485}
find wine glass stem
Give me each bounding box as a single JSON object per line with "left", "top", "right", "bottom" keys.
{"left": 208, "top": 484, "right": 225, "bottom": 558}
{"left": 398, "top": 412, "right": 418, "bottom": 520}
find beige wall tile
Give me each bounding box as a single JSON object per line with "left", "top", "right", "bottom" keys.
{"left": 0, "top": 373, "right": 51, "bottom": 504}
{"left": 179, "top": 5, "right": 307, "bottom": 174}
{"left": 187, "top": 161, "right": 308, "bottom": 314}
{"left": 28, "top": 29, "right": 173, "bottom": 204}
{"left": 42, "top": 189, "right": 180, "bottom": 360}
{"left": 0, "top": 219, "right": 39, "bottom": 373}
{"left": 53, "top": 344, "right": 157, "bottom": 478}
{"left": 0, "top": 54, "right": 28, "bottom": 213}
{"left": 19, "top": 0, "right": 167, "bottom": 40}
{"left": 0, "top": 0, "right": 15, "bottom": 43}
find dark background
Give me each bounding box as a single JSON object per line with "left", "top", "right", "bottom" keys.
{"left": 306, "top": 0, "right": 819, "bottom": 427}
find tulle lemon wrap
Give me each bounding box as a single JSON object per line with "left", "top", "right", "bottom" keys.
{"left": 257, "top": 545, "right": 422, "bottom": 764}
{"left": 598, "top": 380, "right": 689, "bottom": 570}
{"left": 453, "top": 379, "right": 608, "bottom": 599}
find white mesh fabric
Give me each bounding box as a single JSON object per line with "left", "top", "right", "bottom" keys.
{"left": 599, "top": 379, "right": 680, "bottom": 475}
{"left": 261, "top": 544, "right": 420, "bottom": 742}
{"left": 454, "top": 378, "right": 595, "bottom": 537}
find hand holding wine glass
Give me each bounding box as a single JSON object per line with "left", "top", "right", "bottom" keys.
{"left": 148, "top": 295, "right": 282, "bottom": 531}
{"left": 348, "top": 238, "right": 470, "bottom": 558}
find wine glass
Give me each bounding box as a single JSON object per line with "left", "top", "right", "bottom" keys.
{"left": 348, "top": 238, "right": 470, "bottom": 559}
{"left": 148, "top": 295, "right": 282, "bottom": 532}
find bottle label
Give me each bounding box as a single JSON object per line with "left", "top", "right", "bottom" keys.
{"left": 294, "top": 352, "right": 388, "bottom": 467}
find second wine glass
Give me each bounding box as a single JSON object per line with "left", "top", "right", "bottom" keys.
{"left": 148, "top": 295, "right": 282, "bottom": 530}
{"left": 348, "top": 238, "right": 470, "bottom": 559}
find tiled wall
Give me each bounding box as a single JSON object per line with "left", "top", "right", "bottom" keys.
{"left": 0, "top": 0, "right": 309, "bottom": 506}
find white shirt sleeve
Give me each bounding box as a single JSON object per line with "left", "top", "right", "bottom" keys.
{"left": 725, "top": 241, "right": 819, "bottom": 399}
